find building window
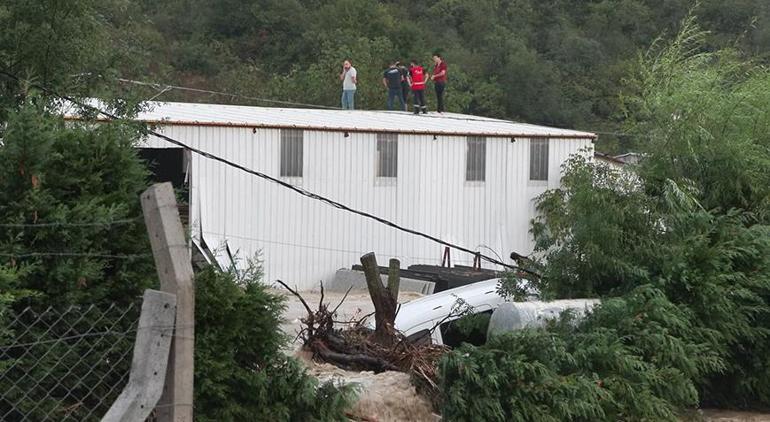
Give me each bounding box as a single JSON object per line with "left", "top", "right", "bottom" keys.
{"left": 376, "top": 133, "right": 398, "bottom": 178}
{"left": 529, "top": 138, "right": 549, "bottom": 181}
{"left": 466, "top": 136, "right": 486, "bottom": 181}
{"left": 280, "top": 129, "right": 303, "bottom": 177}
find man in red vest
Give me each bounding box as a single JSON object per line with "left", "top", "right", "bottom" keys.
{"left": 408, "top": 59, "right": 428, "bottom": 114}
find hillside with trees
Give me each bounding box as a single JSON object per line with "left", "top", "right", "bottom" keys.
{"left": 2, "top": 1, "right": 770, "bottom": 420}
{"left": 125, "top": 0, "right": 770, "bottom": 152}
{"left": 4, "top": 1, "right": 770, "bottom": 151}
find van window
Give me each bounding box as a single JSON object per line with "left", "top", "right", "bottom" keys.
{"left": 439, "top": 310, "right": 493, "bottom": 347}
{"left": 405, "top": 329, "right": 432, "bottom": 346}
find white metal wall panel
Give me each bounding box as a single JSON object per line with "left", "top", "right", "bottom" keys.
{"left": 141, "top": 126, "right": 593, "bottom": 290}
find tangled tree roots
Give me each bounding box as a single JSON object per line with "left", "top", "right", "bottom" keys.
{"left": 276, "top": 277, "right": 446, "bottom": 406}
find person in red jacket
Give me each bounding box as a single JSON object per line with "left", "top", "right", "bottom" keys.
{"left": 408, "top": 59, "right": 428, "bottom": 114}
{"left": 430, "top": 53, "right": 447, "bottom": 113}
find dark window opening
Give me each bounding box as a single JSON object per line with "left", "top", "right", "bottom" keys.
{"left": 139, "top": 148, "right": 187, "bottom": 188}
{"left": 406, "top": 329, "right": 432, "bottom": 346}
{"left": 139, "top": 148, "right": 189, "bottom": 224}
{"left": 439, "top": 310, "right": 493, "bottom": 348}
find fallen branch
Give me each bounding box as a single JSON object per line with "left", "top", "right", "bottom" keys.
{"left": 275, "top": 255, "right": 448, "bottom": 410}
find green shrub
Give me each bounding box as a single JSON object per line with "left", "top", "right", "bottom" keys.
{"left": 446, "top": 17, "right": 770, "bottom": 419}
{"left": 0, "top": 105, "right": 155, "bottom": 307}
{"left": 0, "top": 106, "right": 154, "bottom": 421}
{"left": 441, "top": 286, "right": 704, "bottom": 421}
{"left": 194, "top": 264, "right": 356, "bottom": 421}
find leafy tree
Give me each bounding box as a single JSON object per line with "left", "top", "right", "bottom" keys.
{"left": 0, "top": 0, "right": 150, "bottom": 111}
{"left": 123, "top": 0, "right": 770, "bottom": 153}
{"left": 624, "top": 16, "right": 770, "bottom": 218}
{"left": 446, "top": 16, "right": 770, "bottom": 420}
{"left": 194, "top": 263, "right": 356, "bottom": 422}
{"left": 0, "top": 103, "right": 154, "bottom": 420}
{"left": 0, "top": 105, "right": 155, "bottom": 307}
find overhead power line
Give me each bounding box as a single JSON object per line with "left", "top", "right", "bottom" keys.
{"left": 0, "top": 69, "right": 539, "bottom": 277}
{"left": 117, "top": 78, "right": 342, "bottom": 110}
{"left": 0, "top": 217, "right": 141, "bottom": 228}
{"left": 0, "top": 252, "right": 151, "bottom": 260}
{"left": 118, "top": 76, "right": 652, "bottom": 139}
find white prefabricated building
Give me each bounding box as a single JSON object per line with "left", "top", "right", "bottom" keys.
{"left": 128, "top": 102, "right": 596, "bottom": 290}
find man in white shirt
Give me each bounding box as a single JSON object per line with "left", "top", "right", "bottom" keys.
{"left": 340, "top": 60, "right": 357, "bottom": 110}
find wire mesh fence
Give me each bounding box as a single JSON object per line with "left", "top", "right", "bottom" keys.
{"left": 0, "top": 301, "right": 140, "bottom": 421}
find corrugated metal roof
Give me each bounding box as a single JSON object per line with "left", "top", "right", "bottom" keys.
{"left": 111, "top": 101, "right": 595, "bottom": 139}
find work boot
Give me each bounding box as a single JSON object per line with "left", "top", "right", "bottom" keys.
{"left": 421, "top": 107, "right": 428, "bottom": 114}
{"left": 413, "top": 106, "right": 420, "bottom": 115}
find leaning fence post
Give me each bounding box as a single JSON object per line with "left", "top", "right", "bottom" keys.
{"left": 141, "top": 182, "right": 195, "bottom": 422}
{"left": 102, "top": 289, "right": 177, "bottom": 422}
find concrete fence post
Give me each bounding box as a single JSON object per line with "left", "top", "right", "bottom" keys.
{"left": 102, "top": 289, "right": 177, "bottom": 422}
{"left": 141, "top": 182, "right": 195, "bottom": 422}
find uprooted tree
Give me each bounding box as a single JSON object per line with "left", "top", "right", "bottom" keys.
{"left": 279, "top": 252, "right": 446, "bottom": 404}
{"left": 359, "top": 253, "right": 400, "bottom": 346}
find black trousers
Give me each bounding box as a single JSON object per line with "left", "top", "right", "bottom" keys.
{"left": 434, "top": 82, "right": 446, "bottom": 112}
{"left": 412, "top": 89, "right": 426, "bottom": 111}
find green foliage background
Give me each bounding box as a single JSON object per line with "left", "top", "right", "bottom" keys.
{"left": 447, "top": 17, "right": 770, "bottom": 421}
{"left": 4, "top": 0, "right": 770, "bottom": 152}
{"left": 0, "top": 1, "right": 355, "bottom": 418}
{"left": 3, "top": 0, "right": 770, "bottom": 420}
{"left": 122, "top": 0, "right": 770, "bottom": 152}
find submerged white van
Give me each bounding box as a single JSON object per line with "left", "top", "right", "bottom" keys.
{"left": 388, "top": 279, "right": 508, "bottom": 346}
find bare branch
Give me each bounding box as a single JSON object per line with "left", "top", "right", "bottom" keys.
{"left": 331, "top": 285, "right": 354, "bottom": 316}
{"left": 318, "top": 280, "right": 325, "bottom": 312}
{"left": 276, "top": 279, "right": 312, "bottom": 316}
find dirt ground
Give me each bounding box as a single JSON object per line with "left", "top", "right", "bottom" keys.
{"left": 276, "top": 288, "right": 770, "bottom": 422}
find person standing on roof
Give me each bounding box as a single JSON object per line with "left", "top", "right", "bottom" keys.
{"left": 383, "top": 60, "right": 405, "bottom": 111}
{"left": 398, "top": 61, "right": 410, "bottom": 111}
{"left": 430, "top": 53, "right": 447, "bottom": 113}
{"left": 340, "top": 59, "right": 357, "bottom": 110}
{"left": 408, "top": 59, "right": 427, "bottom": 114}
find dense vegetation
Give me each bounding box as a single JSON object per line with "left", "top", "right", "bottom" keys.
{"left": 444, "top": 18, "right": 770, "bottom": 420}
{"left": 195, "top": 263, "right": 356, "bottom": 421}
{"left": 106, "top": 0, "right": 770, "bottom": 151}
{"left": 0, "top": 106, "right": 154, "bottom": 421}
{"left": 3, "top": 0, "right": 770, "bottom": 420}
{"left": 0, "top": 1, "right": 353, "bottom": 419}
{"left": 4, "top": 1, "right": 769, "bottom": 151}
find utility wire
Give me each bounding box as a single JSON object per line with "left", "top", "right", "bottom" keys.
{"left": 0, "top": 69, "right": 539, "bottom": 277}
{"left": 0, "top": 217, "right": 141, "bottom": 228}
{"left": 118, "top": 78, "right": 342, "bottom": 110}
{"left": 0, "top": 323, "right": 189, "bottom": 351}
{"left": 0, "top": 252, "right": 151, "bottom": 260}
{"left": 118, "top": 76, "right": 651, "bottom": 139}
{"left": 202, "top": 229, "right": 446, "bottom": 263}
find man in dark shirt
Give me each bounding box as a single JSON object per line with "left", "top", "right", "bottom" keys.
{"left": 383, "top": 61, "right": 405, "bottom": 111}
{"left": 431, "top": 53, "right": 448, "bottom": 113}
{"left": 398, "top": 61, "right": 410, "bottom": 111}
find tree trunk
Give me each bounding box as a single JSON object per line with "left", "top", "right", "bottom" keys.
{"left": 360, "top": 253, "right": 400, "bottom": 346}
